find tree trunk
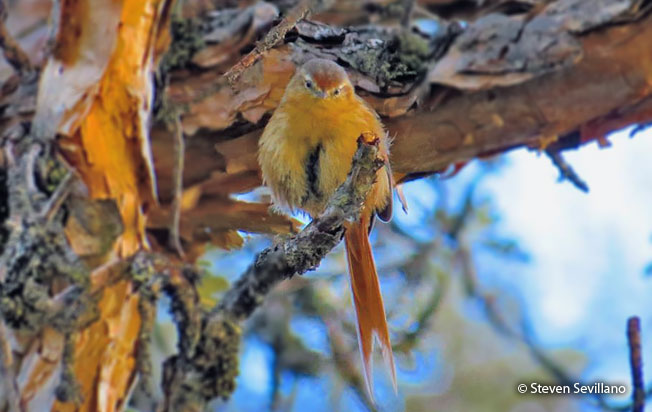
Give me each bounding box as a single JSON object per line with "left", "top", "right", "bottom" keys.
{"left": 1, "top": 0, "right": 172, "bottom": 411}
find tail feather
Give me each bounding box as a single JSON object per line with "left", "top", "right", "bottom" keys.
{"left": 344, "top": 215, "right": 396, "bottom": 400}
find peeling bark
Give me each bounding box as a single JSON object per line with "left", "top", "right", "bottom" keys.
{"left": 142, "top": 0, "right": 652, "bottom": 250}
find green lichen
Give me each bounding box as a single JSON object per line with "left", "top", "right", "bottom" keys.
{"left": 197, "top": 316, "right": 241, "bottom": 399}
{"left": 154, "top": 15, "right": 204, "bottom": 121}
{"left": 338, "top": 29, "right": 431, "bottom": 88}
{"left": 396, "top": 30, "right": 431, "bottom": 72}
{"left": 0, "top": 220, "right": 90, "bottom": 331}
{"left": 131, "top": 256, "right": 166, "bottom": 395}
{"left": 162, "top": 316, "right": 242, "bottom": 410}
{"left": 55, "top": 333, "right": 83, "bottom": 404}
{"left": 159, "top": 16, "right": 206, "bottom": 74}
{"left": 42, "top": 157, "right": 69, "bottom": 193}
{"left": 130, "top": 254, "right": 156, "bottom": 286}
{"left": 136, "top": 287, "right": 158, "bottom": 395}
{"left": 165, "top": 268, "right": 202, "bottom": 356}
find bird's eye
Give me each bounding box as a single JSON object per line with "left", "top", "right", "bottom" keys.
{"left": 305, "top": 80, "right": 313, "bottom": 89}
{"left": 333, "top": 88, "right": 341, "bottom": 96}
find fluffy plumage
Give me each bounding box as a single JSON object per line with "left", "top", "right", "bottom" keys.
{"left": 258, "top": 58, "right": 397, "bottom": 399}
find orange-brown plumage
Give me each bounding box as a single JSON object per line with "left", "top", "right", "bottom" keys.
{"left": 258, "top": 58, "right": 397, "bottom": 398}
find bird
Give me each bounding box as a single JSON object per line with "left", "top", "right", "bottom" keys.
{"left": 258, "top": 58, "right": 398, "bottom": 398}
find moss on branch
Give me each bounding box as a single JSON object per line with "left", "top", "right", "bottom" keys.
{"left": 160, "top": 137, "right": 383, "bottom": 411}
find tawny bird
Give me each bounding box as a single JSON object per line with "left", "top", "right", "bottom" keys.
{"left": 258, "top": 58, "right": 398, "bottom": 397}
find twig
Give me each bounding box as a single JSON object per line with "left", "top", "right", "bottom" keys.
{"left": 224, "top": 0, "right": 327, "bottom": 87}
{"left": 24, "top": 144, "right": 42, "bottom": 203}
{"left": 400, "top": 0, "right": 416, "bottom": 27}
{"left": 393, "top": 268, "right": 448, "bottom": 352}
{"left": 161, "top": 137, "right": 383, "bottom": 411}
{"left": 0, "top": 0, "right": 33, "bottom": 75}
{"left": 545, "top": 149, "right": 589, "bottom": 193}
{"left": 167, "top": 115, "right": 185, "bottom": 258}
{"left": 40, "top": 170, "right": 74, "bottom": 223}
{"left": 628, "top": 316, "right": 645, "bottom": 412}
{"left": 630, "top": 123, "right": 652, "bottom": 138}
{"left": 462, "top": 243, "right": 645, "bottom": 411}
{"left": 457, "top": 236, "right": 619, "bottom": 409}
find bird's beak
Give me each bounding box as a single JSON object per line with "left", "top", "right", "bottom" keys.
{"left": 315, "top": 90, "right": 326, "bottom": 99}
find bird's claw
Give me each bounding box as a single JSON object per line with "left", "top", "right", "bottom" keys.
{"left": 358, "top": 132, "right": 380, "bottom": 146}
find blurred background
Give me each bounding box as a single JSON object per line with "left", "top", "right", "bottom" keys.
{"left": 143, "top": 126, "right": 652, "bottom": 412}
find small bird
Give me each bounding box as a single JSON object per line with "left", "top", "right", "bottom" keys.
{"left": 258, "top": 58, "right": 397, "bottom": 397}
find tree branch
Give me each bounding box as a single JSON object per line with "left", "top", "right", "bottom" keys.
{"left": 0, "top": 0, "right": 33, "bottom": 75}
{"left": 545, "top": 148, "right": 589, "bottom": 193}
{"left": 224, "top": 0, "right": 331, "bottom": 87}
{"left": 628, "top": 316, "right": 645, "bottom": 412}
{"left": 161, "top": 137, "right": 384, "bottom": 411}
{"left": 167, "top": 114, "right": 185, "bottom": 258}
{"left": 140, "top": 0, "right": 652, "bottom": 250}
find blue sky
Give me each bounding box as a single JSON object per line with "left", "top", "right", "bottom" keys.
{"left": 212, "top": 127, "right": 652, "bottom": 411}
{"left": 473, "top": 127, "right": 652, "bottom": 408}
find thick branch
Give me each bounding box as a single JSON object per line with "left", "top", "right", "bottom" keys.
{"left": 4, "top": 0, "right": 652, "bottom": 251}
{"left": 161, "top": 138, "right": 383, "bottom": 411}
{"left": 389, "top": 11, "right": 652, "bottom": 176}
{"left": 152, "top": 0, "right": 652, "bottom": 206}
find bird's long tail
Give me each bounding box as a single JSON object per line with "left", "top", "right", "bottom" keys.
{"left": 344, "top": 215, "right": 396, "bottom": 399}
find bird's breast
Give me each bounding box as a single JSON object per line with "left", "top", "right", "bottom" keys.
{"left": 260, "top": 97, "right": 383, "bottom": 216}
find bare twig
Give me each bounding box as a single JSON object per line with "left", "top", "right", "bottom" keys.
{"left": 0, "top": 0, "right": 33, "bottom": 75}
{"left": 40, "top": 170, "right": 74, "bottom": 223}
{"left": 393, "top": 268, "right": 448, "bottom": 353}
{"left": 545, "top": 149, "right": 589, "bottom": 193}
{"left": 630, "top": 123, "right": 652, "bottom": 138}
{"left": 168, "top": 115, "right": 185, "bottom": 258}
{"left": 459, "top": 240, "right": 650, "bottom": 411}
{"left": 224, "top": 0, "right": 329, "bottom": 87}
{"left": 628, "top": 316, "right": 645, "bottom": 412}
{"left": 400, "top": 0, "right": 416, "bottom": 27}
{"left": 24, "top": 144, "right": 41, "bottom": 203}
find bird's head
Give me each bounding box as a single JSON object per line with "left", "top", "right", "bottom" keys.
{"left": 287, "top": 58, "right": 354, "bottom": 101}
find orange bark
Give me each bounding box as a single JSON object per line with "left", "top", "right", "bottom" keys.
{"left": 11, "top": 0, "right": 172, "bottom": 411}
{"left": 55, "top": 1, "right": 170, "bottom": 409}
